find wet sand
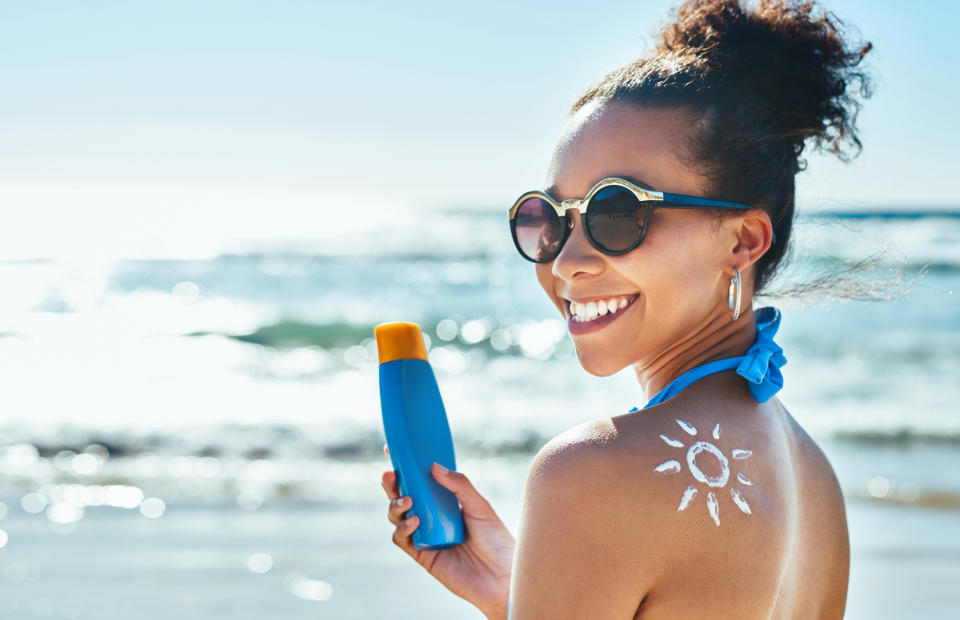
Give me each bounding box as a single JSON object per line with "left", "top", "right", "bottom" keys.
{"left": 0, "top": 443, "right": 958, "bottom": 619}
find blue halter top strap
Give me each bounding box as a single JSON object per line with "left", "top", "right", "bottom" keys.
{"left": 629, "top": 306, "right": 787, "bottom": 411}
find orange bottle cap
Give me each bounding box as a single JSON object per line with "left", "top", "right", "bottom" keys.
{"left": 374, "top": 322, "right": 428, "bottom": 364}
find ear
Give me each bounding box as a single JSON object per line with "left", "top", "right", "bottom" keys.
{"left": 727, "top": 210, "right": 774, "bottom": 270}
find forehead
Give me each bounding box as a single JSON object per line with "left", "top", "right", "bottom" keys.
{"left": 544, "top": 99, "right": 707, "bottom": 200}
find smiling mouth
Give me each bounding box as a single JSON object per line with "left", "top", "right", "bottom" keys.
{"left": 565, "top": 294, "right": 640, "bottom": 323}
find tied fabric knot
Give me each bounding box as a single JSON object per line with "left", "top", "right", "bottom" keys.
{"left": 735, "top": 306, "right": 787, "bottom": 403}
{"left": 629, "top": 305, "right": 788, "bottom": 412}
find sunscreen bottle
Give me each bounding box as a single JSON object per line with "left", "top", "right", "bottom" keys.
{"left": 375, "top": 322, "right": 465, "bottom": 549}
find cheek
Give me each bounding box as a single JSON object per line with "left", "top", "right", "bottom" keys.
{"left": 534, "top": 264, "right": 554, "bottom": 295}
{"left": 615, "top": 236, "right": 716, "bottom": 301}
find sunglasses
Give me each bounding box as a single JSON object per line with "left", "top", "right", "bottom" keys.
{"left": 508, "top": 176, "right": 774, "bottom": 263}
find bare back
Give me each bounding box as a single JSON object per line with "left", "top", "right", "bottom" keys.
{"left": 594, "top": 370, "right": 850, "bottom": 619}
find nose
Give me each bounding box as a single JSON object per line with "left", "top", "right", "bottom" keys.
{"left": 551, "top": 205, "right": 604, "bottom": 280}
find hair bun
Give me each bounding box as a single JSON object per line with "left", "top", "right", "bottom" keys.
{"left": 655, "top": 0, "right": 873, "bottom": 163}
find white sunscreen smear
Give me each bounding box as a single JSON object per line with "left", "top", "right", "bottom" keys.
{"left": 678, "top": 485, "right": 698, "bottom": 511}
{"left": 660, "top": 434, "right": 685, "bottom": 448}
{"left": 686, "top": 441, "right": 730, "bottom": 488}
{"left": 652, "top": 418, "right": 757, "bottom": 526}
{"left": 706, "top": 491, "right": 720, "bottom": 527}
{"left": 654, "top": 460, "right": 682, "bottom": 474}
{"left": 730, "top": 488, "right": 752, "bottom": 514}
{"left": 676, "top": 419, "right": 697, "bottom": 435}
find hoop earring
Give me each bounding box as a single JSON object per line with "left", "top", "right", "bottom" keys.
{"left": 727, "top": 268, "right": 742, "bottom": 321}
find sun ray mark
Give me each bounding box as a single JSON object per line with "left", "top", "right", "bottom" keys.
{"left": 654, "top": 460, "right": 681, "bottom": 474}
{"left": 730, "top": 488, "right": 752, "bottom": 514}
{"left": 677, "top": 485, "right": 697, "bottom": 511}
{"left": 660, "top": 434, "right": 684, "bottom": 448}
{"left": 706, "top": 491, "right": 720, "bottom": 526}
{"left": 653, "top": 417, "right": 758, "bottom": 527}
{"left": 675, "top": 419, "right": 697, "bottom": 435}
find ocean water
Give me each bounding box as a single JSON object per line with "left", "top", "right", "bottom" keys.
{"left": 0, "top": 206, "right": 958, "bottom": 618}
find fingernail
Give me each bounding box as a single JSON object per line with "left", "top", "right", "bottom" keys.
{"left": 434, "top": 462, "right": 448, "bottom": 474}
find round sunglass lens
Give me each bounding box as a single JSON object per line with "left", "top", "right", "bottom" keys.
{"left": 585, "top": 186, "right": 647, "bottom": 252}
{"left": 513, "top": 197, "right": 565, "bottom": 261}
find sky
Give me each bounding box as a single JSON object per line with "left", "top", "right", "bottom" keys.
{"left": 1, "top": 0, "right": 958, "bottom": 258}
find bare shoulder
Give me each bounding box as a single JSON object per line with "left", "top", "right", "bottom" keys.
{"left": 519, "top": 415, "right": 736, "bottom": 592}
{"left": 780, "top": 405, "right": 846, "bottom": 505}
{"left": 601, "top": 392, "right": 795, "bottom": 536}
{"left": 510, "top": 419, "right": 673, "bottom": 616}
{"left": 602, "top": 383, "right": 802, "bottom": 613}
{"left": 517, "top": 372, "right": 850, "bottom": 617}
{"left": 778, "top": 403, "right": 851, "bottom": 610}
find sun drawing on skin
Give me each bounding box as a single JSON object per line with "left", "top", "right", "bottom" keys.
{"left": 653, "top": 419, "right": 754, "bottom": 526}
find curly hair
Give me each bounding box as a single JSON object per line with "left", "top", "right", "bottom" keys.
{"left": 569, "top": 0, "right": 874, "bottom": 297}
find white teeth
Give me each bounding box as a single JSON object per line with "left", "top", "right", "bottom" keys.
{"left": 585, "top": 301, "right": 598, "bottom": 320}
{"left": 568, "top": 295, "right": 636, "bottom": 322}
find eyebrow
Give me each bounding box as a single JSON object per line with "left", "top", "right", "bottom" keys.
{"left": 544, "top": 174, "right": 657, "bottom": 198}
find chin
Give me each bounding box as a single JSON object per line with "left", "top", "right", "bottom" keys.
{"left": 574, "top": 348, "right": 625, "bottom": 378}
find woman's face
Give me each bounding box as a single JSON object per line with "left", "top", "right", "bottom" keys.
{"left": 536, "top": 99, "right": 756, "bottom": 377}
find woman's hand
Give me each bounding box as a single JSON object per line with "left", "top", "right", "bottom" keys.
{"left": 381, "top": 443, "right": 514, "bottom": 619}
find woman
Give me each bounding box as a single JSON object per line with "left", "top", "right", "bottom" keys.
{"left": 381, "top": 0, "right": 872, "bottom": 617}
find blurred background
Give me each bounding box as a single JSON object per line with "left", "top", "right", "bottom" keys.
{"left": 1, "top": 0, "right": 958, "bottom": 618}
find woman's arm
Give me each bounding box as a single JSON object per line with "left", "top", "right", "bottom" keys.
{"left": 508, "top": 425, "right": 662, "bottom": 619}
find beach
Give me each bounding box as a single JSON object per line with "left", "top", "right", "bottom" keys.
{"left": 1, "top": 440, "right": 959, "bottom": 619}
{"left": 1, "top": 208, "right": 958, "bottom": 617}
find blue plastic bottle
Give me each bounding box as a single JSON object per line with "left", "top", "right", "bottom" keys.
{"left": 375, "top": 321, "right": 465, "bottom": 550}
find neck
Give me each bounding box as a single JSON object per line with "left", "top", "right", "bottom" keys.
{"left": 633, "top": 304, "right": 758, "bottom": 401}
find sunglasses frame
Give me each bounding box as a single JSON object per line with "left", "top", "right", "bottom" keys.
{"left": 508, "top": 176, "right": 774, "bottom": 263}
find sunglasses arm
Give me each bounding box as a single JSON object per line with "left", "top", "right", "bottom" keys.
{"left": 659, "top": 192, "right": 777, "bottom": 245}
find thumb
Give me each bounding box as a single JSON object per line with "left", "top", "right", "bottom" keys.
{"left": 431, "top": 462, "right": 492, "bottom": 514}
